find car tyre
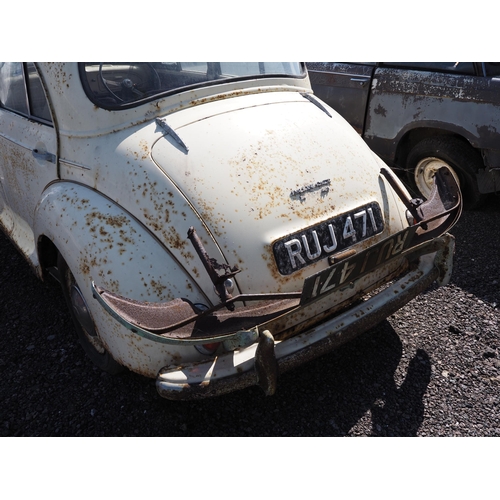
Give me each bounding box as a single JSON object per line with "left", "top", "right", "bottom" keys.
{"left": 406, "top": 136, "right": 486, "bottom": 210}
{"left": 57, "top": 253, "right": 124, "bottom": 374}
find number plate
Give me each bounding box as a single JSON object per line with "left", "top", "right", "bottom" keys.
{"left": 273, "top": 202, "right": 383, "bottom": 276}
{"left": 300, "top": 224, "right": 420, "bottom": 305}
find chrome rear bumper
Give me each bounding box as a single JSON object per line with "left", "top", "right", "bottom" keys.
{"left": 156, "top": 234, "right": 454, "bottom": 400}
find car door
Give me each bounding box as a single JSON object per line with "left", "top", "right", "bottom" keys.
{"left": 0, "top": 62, "right": 57, "bottom": 256}
{"left": 306, "top": 62, "right": 376, "bottom": 134}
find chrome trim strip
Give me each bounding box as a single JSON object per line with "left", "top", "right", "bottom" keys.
{"left": 59, "top": 158, "right": 92, "bottom": 170}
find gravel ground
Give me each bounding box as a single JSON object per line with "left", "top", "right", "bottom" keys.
{"left": 0, "top": 197, "right": 499, "bottom": 437}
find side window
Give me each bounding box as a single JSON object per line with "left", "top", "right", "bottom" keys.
{"left": 382, "top": 62, "right": 476, "bottom": 76}
{"left": 484, "top": 63, "right": 500, "bottom": 77}
{"left": 0, "top": 62, "right": 52, "bottom": 123}
{"left": 26, "top": 63, "right": 51, "bottom": 121}
{"left": 0, "top": 62, "right": 29, "bottom": 114}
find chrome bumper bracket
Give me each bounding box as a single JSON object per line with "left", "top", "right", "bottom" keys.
{"left": 255, "top": 330, "right": 278, "bottom": 396}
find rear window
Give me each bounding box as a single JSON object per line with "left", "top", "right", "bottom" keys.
{"left": 80, "top": 62, "right": 305, "bottom": 110}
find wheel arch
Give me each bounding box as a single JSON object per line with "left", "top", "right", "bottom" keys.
{"left": 394, "top": 126, "right": 483, "bottom": 172}
{"left": 402, "top": 133, "right": 486, "bottom": 209}
{"left": 32, "top": 181, "right": 213, "bottom": 374}
{"left": 37, "top": 234, "right": 59, "bottom": 282}
{"left": 33, "top": 181, "right": 208, "bottom": 305}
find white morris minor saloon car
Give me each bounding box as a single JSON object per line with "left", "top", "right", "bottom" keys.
{"left": 0, "top": 62, "right": 461, "bottom": 400}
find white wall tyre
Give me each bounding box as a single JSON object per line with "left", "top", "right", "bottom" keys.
{"left": 407, "top": 136, "right": 486, "bottom": 210}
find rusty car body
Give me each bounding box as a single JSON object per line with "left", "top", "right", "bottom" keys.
{"left": 307, "top": 62, "right": 500, "bottom": 209}
{"left": 0, "top": 62, "right": 461, "bottom": 400}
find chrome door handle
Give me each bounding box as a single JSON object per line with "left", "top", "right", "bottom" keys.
{"left": 32, "top": 149, "right": 56, "bottom": 163}
{"left": 350, "top": 77, "right": 369, "bottom": 87}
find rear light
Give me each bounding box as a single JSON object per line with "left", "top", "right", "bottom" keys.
{"left": 406, "top": 198, "right": 424, "bottom": 226}
{"left": 406, "top": 210, "right": 418, "bottom": 226}
{"left": 192, "top": 303, "right": 221, "bottom": 355}
{"left": 195, "top": 342, "right": 221, "bottom": 355}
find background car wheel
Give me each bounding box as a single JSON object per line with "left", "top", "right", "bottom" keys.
{"left": 406, "top": 136, "right": 486, "bottom": 210}
{"left": 57, "top": 253, "right": 124, "bottom": 374}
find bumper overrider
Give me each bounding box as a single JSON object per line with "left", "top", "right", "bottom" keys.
{"left": 92, "top": 167, "right": 462, "bottom": 400}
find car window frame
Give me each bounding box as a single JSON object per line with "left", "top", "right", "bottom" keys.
{"left": 379, "top": 62, "right": 478, "bottom": 76}
{"left": 482, "top": 63, "right": 500, "bottom": 77}
{"left": 0, "top": 62, "right": 53, "bottom": 126}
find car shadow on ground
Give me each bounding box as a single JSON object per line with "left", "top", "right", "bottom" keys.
{"left": 156, "top": 320, "right": 432, "bottom": 437}
{"left": 448, "top": 195, "right": 500, "bottom": 304}
{"left": 265, "top": 324, "right": 431, "bottom": 437}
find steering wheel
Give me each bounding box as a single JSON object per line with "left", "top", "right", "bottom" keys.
{"left": 99, "top": 63, "right": 161, "bottom": 103}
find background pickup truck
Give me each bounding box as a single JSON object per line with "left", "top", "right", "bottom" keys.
{"left": 307, "top": 62, "right": 500, "bottom": 209}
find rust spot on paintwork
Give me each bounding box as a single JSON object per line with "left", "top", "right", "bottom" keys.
{"left": 118, "top": 229, "right": 134, "bottom": 244}
{"left": 142, "top": 209, "right": 162, "bottom": 232}
{"left": 374, "top": 104, "right": 387, "bottom": 117}
{"left": 139, "top": 139, "right": 150, "bottom": 159}
{"left": 44, "top": 63, "right": 73, "bottom": 93}
{"left": 85, "top": 211, "right": 128, "bottom": 229}
{"left": 162, "top": 226, "right": 187, "bottom": 251}
{"left": 261, "top": 246, "right": 308, "bottom": 287}
{"left": 224, "top": 138, "right": 341, "bottom": 224}
{"left": 150, "top": 279, "right": 167, "bottom": 296}
{"left": 80, "top": 259, "right": 90, "bottom": 276}
{"left": 170, "top": 352, "right": 183, "bottom": 365}
{"left": 190, "top": 89, "right": 246, "bottom": 106}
